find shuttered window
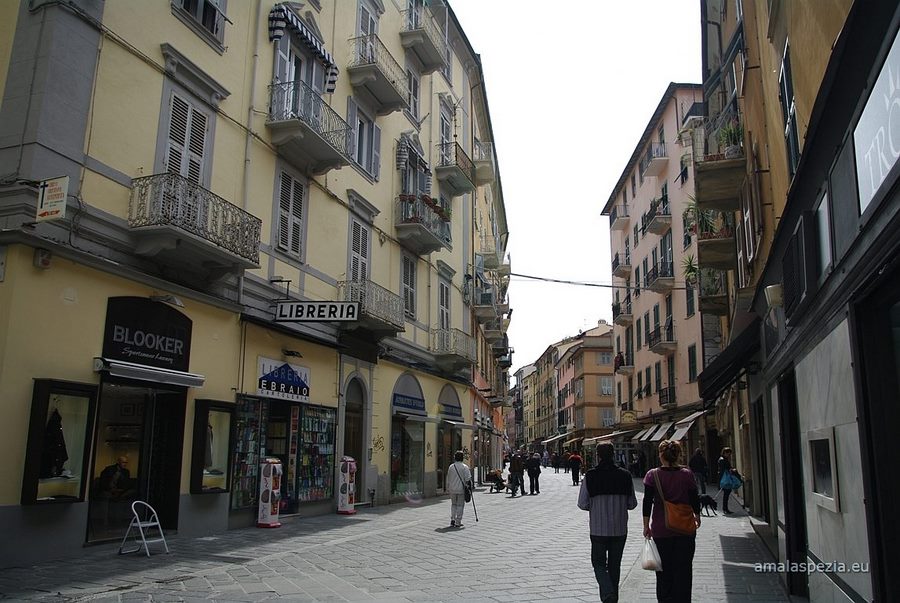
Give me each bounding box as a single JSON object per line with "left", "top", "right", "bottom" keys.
{"left": 402, "top": 255, "right": 416, "bottom": 318}
{"left": 350, "top": 219, "right": 369, "bottom": 282}
{"left": 347, "top": 97, "right": 381, "bottom": 178}
{"left": 438, "top": 280, "right": 450, "bottom": 329}
{"left": 277, "top": 171, "right": 305, "bottom": 257}
{"left": 165, "top": 93, "right": 207, "bottom": 184}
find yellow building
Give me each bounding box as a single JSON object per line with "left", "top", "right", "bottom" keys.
{"left": 0, "top": 0, "right": 510, "bottom": 565}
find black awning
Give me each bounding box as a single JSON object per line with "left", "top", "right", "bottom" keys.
{"left": 697, "top": 315, "right": 761, "bottom": 405}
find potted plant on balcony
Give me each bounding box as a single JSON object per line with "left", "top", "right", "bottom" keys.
{"left": 682, "top": 254, "right": 698, "bottom": 285}
{"left": 399, "top": 193, "right": 415, "bottom": 203}
{"left": 683, "top": 196, "right": 715, "bottom": 236}
{"left": 718, "top": 119, "right": 743, "bottom": 159}
{"left": 421, "top": 194, "right": 437, "bottom": 209}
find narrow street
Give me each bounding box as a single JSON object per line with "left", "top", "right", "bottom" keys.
{"left": 0, "top": 470, "right": 788, "bottom": 602}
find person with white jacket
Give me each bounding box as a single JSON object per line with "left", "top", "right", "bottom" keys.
{"left": 446, "top": 450, "right": 473, "bottom": 528}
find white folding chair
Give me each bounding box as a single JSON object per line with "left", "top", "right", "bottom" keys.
{"left": 118, "top": 501, "right": 169, "bottom": 556}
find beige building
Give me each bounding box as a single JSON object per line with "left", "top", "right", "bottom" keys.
{"left": 0, "top": 0, "right": 510, "bottom": 565}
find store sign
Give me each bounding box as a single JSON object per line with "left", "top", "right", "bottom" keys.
{"left": 854, "top": 26, "right": 900, "bottom": 214}
{"left": 257, "top": 357, "right": 310, "bottom": 402}
{"left": 392, "top": 393, "right": 425, "bottom": 416}
{"left": 274, "top": 301, "right": 359, "bottom": 322}
{"left": 621, "top": 410, "right": 637, "bottom": 424}
{"left": 102, "top": 297, "right": 192, "bottom": 371}
{"left": 439, "top": 402, "right": 462, "bottom": 419}
{"left": 36, "top": 176, "right": 68, "bottom": 222}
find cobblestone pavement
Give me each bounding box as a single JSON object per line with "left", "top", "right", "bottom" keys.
{"left": 0, "top": 470, "right": 788, "bottom": 602}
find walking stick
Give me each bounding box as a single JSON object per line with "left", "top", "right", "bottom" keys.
{"left": 470, "top": 483, "right": 479, "bottom": 522}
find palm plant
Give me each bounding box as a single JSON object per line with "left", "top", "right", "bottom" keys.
{"left": 682, "top": 253, "right": 699, "bottom": 285}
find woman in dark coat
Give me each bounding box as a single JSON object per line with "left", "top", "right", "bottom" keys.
{"left": 526, "top": 452, "right": 542, "bottom": 495}
{"left": 551, "top": 451, "right": 560, "bottom": 473}
{"left": 717, "top": 447, "right": 741, "bottom": 514}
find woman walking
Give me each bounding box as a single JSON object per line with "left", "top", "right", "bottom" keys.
{"left": 643, "top": 440, "right": 701, "bottom": 602}
{"left": 717, "top": 447, "right": 741, "bottom": 514}
{"left": 551, "top": 451, "right": 560, "bottom": 473}
{"left": 527, "top": 452, "right": 542, "bottom": 495}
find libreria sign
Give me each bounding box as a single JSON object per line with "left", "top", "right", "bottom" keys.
{"left": 854, "top": 26, "right": 900, "bottom": 214}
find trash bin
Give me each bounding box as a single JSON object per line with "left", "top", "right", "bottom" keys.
{"left": 337, "top": 456, "right": 357, "bottom": 515}
{"left": 257, "top": 458, "right": 282, "bottom": 528}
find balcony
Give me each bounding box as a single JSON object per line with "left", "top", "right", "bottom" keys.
{"left": 399, "top": 8, "right": 447, "bottom": 73}
{"left": 658, "top": 386, "right": 676, "bottom": 409}
{"left": 478, "top": 233, "right": 502, "bottom": 269}
{"left": 645, "top": 260, "right": 675, "bottom": 292}
{"left": 473, "top": 286, "right": 499, "bottom": 321}
{"left": 492, "top": 336, "right": 510, "bottom": 356}
{"left": 696, "top": 211, "right": 736, "bottom": 269}
{"left": 267, "top": 80, "right": 351, "bottom": 175}
{"left": 612, "top": 252, "right": 632, "bottom": 278}
{"left": 337, "top": 279, "right": 405, "bottom": 335}
{"left": 609, "top": 205, "right": 630, "bottom": 231}
{"left": 497, "top": 353, "right": 513, "bottom": 369}
{"left": 615, "top": 353, "right": 634, "bottom": 376}
{"left": 347, "top": 34, "right": 409, "bottom": 115}
{"left": 128, "top": 174, "right": 261, "bottom": 273}
{"left": 395, "top": 194, "right": 451, "bottom": 254}
{"left": 693, "top": 106, "right": 744, "bottom": 211}
{"left": 640, "top": 142, "right": 668, "bottom": 178}
{"left": 473, "top": 141, "right": 495, "bottom": 185}
{"left": 432, "top": 328, "right": 476, "bottom": 371}
{"left": 698, "top": 268, "right": 729, "bottom": 315}
{"left": 648, "top": 325, "right": 677, "bottom": 355}
{"left": 612, "top": 297, "right": 633, "bottom": 326}
{"left": 483, "top": 319, "right": 504, "bottom": 342}
{"left": 435, "top": 142, "right": 476, "bottom": 196}
{"left": 643, "top": 195, "right": 671, "bottom": 235}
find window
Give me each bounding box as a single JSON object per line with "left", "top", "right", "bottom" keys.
{"left": 815, "top": 193, "right": 832, "bottom": 280}
{"left": 600, "top": 377, "right": 614, "bottom": 395}
{"left": 653, "top": 304, "right": 660, "bottom": 329}
{"left": 636, "top": 318, "right": 642, "bottom": 349}
{"left": 277, "top": 170, "right": 306, "bottom": 258}
{"left": 809, "top": 427, "right": 840, "bottom": 512}
{"left": 191, "top": 400, "right": 234, "bottom": 494}
{"left": 402, "top": 254, "right": 416, "bottom": 318}
{"left": 406, "top": 68, "right": 420, "bottom": 121}
{"left": 601, "top": 408, "right": 615, "bottom": 427}
{"left": 633, "top": 224, "right": 639, "bottom": 248}
{"left": 173, "top": 0, "right": 227, "bottom": 48}
{"left": 655, "top": 362, "right": 662, "bottom": 393}
{"left": 164, "top": 92, "right": 209, "bottom": 186}
{"left": 779, "top": 41, "right": 801, "bottom": 177}
{"left": 598, "top": 352, "right": 612, "bottom": 365}
{"left": 349, "top": 219, "right": 370, "bottom": 281}
{"left": 688, "top": 345, "right": 697, "bottom": 382}
{"left": 634, "top": 267, "right": 641, "bottom": 297}
{"left": 637, "top": 372, "right": 643, "bottom": 397}
{"left": 438, "top": 279, "right": 450, "bottom": 330}
{"left": 686, "top": 283, "right": 695, "bottom": 316}
{"left": 644, "top": 367, "right": 652, "bottom": 395}
{"left": 631, "top": 174, "right": 637, "bottom": 197}
{"left": 347, "top": 98, "right": 381, "bottom": 178}
{"left": 617, "top": 382, "right": 622, "bottom": 406}
{"left": 667, "top": 356, "right": 675, "bottom": 388}
{"left": 644, "top": 312, "right": 651, "bottom": 343}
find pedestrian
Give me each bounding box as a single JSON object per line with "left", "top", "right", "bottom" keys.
{"left": 568, "top": 449, "right": 583, "bottom": 485}
{"left": 551, "top": 451, "right": 560, "bottom": 473}
{"left": 717, "top": 447, "right": 741, "bottom": 514}
{"left": 526, "top": 452, "right": 542, "bottom": 495}
{"left": 564, "top": 451, "right": 572, "bottom": 473}
{"left": 542, "top": 449, "right": 550, "bottom": 468}
{"left": 578, "top": 442, "right": 637, "bottom": 603}
{"left": 446, "top": 450, "right": 473, "bottom": 528}
{"left": 688, "top": 448, "right": 708, "bottom": 494}
{"left": 643, "top": 440, "right": 701, "bottom": 602}
{"left": 508, "top": 449, "right": 526, "bottom": 497}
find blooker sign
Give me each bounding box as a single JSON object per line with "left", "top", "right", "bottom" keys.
{"left": 102, "top": 297, "right": 192, "bottom": 371}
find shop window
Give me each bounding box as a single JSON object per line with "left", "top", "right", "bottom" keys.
{"left": 191, "top": 400, "right": 234, "bottom": 494}
{"left": 231, "top": 397, "right": 265, "bottom": 510}
{"left": 809, "top": 427, "right": 839, "bottom": 512}
{"left": 22, "top": 380, "right": 98, "bottom": 504}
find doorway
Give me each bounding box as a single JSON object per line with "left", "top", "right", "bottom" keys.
{"left": 777, "top": 370, "right": 809, "bottom": 598}
{"left": 344, "top": 378, "right": 365, "bottom": 497}
{"left": 87, "top": 382, "right": 185, "bottom": 542}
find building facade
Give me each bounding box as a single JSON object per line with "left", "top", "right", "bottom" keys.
{"left": 0, "top": 0, "right": 510, "bottom": 566}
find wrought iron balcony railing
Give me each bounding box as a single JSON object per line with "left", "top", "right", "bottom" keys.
{"left": 396, "top": 194, "right": 451, "bottom": 246}
{"left": 698, "top": 268, "right": 727, "bottom": 297}
{"left": 432, "top": 328, "right": 476, "bottom": 362}
{"left": 696, "top": 210, "right": 736, "bottom": 241}
{"left": 400, "top": 8, "right": 448, "bottom": 68}
{"left": 612, "top": 251, "right": 632, "bottom": 274}
{"left": 612, "top": 296, "right": 632, "bottom": 321}
{"left": 268, "top": 79, "right": 351, "bottom": 155}
{"left": 645, "top": 261, "right": 674, "bottom": 287}
{"left": 348, "top": 34, "right": 409, "bottom": 98}
{"left": 473, "top": 140, "right": 494, "bottom": 162}
{"left": 659, "top": 386, "right": 676, "bottom": 408}
{"left": 436, "top": 141, "right": 476, "bottom": 186}
{"left": 337, "top": 279, "right": 405, "bottom": 331}
{"left": 640, "top": 141, "right": 668, "bottom": 177}
{"left": 648, "top": 324, "right": 676, "bottom": 349}
{"left": 129, "top": 173, "right": 261, "bottom": 264}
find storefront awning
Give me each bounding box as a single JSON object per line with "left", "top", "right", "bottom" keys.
{"left": 441, "top": 419, "right": 476, "bottom": 430}
{"left": 93, "top": 357, "right": 205, "bottom": 388}
{"left": 563, "top": 437, "right": 584, "bottom": 447}
{"left": 541, "top": 432, "right": 569, "bottom": 445}
{"left": 639, "top": 425, "right": 661, "bottom": 441}
{"left": 631, "top": 427, "right": 651, "bottom": 441}
{"left": 584, "top": 430, "right": 637, "bottom": 446}
{"left": 698, "top": 315, "right": 761, "bottom": 405}
{"left": 649, "top": 421, "right": 674, "bottom": 441}
{"left": 676, "top": 409, "right": 709, "bottom": 426}
{"left": 670, "top": 422, "right": 695, "bottom": 441}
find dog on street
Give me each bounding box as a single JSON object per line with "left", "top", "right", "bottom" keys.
{"left": 700, "top": 494, "right": 718, "bottom": 516}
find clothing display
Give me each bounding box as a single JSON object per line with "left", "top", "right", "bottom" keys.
{"left": 40, "top": 409, "right": 69, "bottom": 478}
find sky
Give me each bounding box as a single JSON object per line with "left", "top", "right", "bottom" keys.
{"left": 449, "top": 1, "right": 703, "bottom": 377}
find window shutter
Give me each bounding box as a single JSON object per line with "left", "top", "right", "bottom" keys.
{"left": 402, "top": 255, "right": 415, "bottom": 317}
{"left": 347, "top": 97, "right": 358, "bottom": 158}
{"left": 439, "top": 281, "right": 450, "bottom": 329}
{"left": 350, "top": 220, "right": 369, "bottom": 281}
{"left": 166, "top": 94, "right": 190, "bottom": 175}
{"left": 186, "top": 109, "right": 207, "bottom": 185}
{"left": 782, "top": 210, "right": 816, "bottom": 321}
{"left": 289, "top": 176, "right": 303, "bottom": 255}
{"left": 277, "top": 172, "right": 304, "bottom": 255}
{"left": 372, "top": 123, "right": 381, "bottom": 179}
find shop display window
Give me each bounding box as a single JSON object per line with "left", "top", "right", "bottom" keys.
{"left": 231, "top": 397, "right": 266, "bottom": 509}
{"left": 390, "top": 417, "right": 424, "bottom": 498}
{"left": 22, "top": 380, "right": 98, "bottom": 504}
{"left": 297, "top": 406, "right": 336, "bottom": 502}
{"left": 191, "top": 400, "right": 234, "bottom": 494}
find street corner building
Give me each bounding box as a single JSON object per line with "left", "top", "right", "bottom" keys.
{"left": 0, "top": 0, "right": 512, "bottom": 566}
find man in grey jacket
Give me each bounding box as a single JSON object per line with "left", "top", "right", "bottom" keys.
{"left": 577, "top": 442, "right": 637, "bottom": 603}
{"left": 446, "top": 450, "right": 473, "bottom": 528}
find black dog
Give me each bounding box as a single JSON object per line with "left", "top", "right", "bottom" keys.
{"left": 700, "top": 494, "right": 718, "bottom": 516}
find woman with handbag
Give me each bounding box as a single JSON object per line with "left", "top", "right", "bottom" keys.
{"left": 447, "top": 450, "right": 473, "bottom": 528}
{"left": 717, "top": 447, "right": 741, "bottom": 514}
{"left": 642, "top": 439, "right": 701, "bottom": 602}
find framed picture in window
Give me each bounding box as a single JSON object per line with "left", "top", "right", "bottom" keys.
{"left": 21, "top": 380, "right": 98, "bottom": 504}
{"left": 808, "top": 426, "right": 840, "bottom": 512}
{"left": 191, "top": 399, "right": 235, "bottom": 494}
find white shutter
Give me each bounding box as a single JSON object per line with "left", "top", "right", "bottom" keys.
{"left": 165, "top": 94, "right": 190, "bottom": 175}
{"left": 402, "top": 255, "right": 415, "bottom": 317}
{"left": 350, "top": 220, "right": 369, "bottom": 281}
{"left": 277, "top": 171, "right": 304, "bottom": 256}
{"left": 439, "top": 281, "right": 450, "bottom": 329}
{"left": 372, "top": 124, "right": 381, "bottom": 179}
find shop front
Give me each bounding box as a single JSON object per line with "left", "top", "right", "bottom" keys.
{"left": 389, "top": 374, "right": 426, "bottom": 500}
{"left": 436, "top": 384, "right": 470, "bottom": 493}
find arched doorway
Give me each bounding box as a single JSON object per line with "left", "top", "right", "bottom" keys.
{"left": 390, "top": 373, "right": 426, "bottom": 499}
{"left": 436, "top": 384, "right": 465, "bottom": 493}
{"left": 343, "top": 377, "right": 366, "bottom": 498}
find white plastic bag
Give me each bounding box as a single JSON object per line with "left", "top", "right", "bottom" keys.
{"left": 641, "top": 537, "right": 663, "bottom": 571}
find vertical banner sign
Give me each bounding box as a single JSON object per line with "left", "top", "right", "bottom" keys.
{"left": 36, "top": 176, "right": 69, "bottom": 222}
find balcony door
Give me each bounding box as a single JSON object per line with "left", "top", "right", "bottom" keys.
{"left": 276, "top": 39, "right": 323, "bottom": 124}
{"left": 439, "top": 280, "right": 450, "bottom": 331}
{"left": 162, "top": 92, "right": 208, "bottom": 230}
{"left": 439, "top": 104, "right": 452, "bottom": 164}
{"left": 358, "top": 2, "right": 378, "bottom": 62}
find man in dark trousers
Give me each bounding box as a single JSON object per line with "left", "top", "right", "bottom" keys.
{"left": 508, "top": 449, "right": 526, "bottom": 497}
{"left": 577, "top": 442, "right": 637, "bottom": 603}
{"left": 568, "top": 449, "right": 583, "bottom": 485}
{"left": 688, "top": 448, "right": 708, "bottom": 494}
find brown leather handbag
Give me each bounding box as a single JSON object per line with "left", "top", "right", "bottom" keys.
{"left": 653, "top": 469, "right": 697, "bottom": 535}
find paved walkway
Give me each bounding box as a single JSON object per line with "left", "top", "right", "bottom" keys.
{"left": 0, "top": 470, "right": 788, "bottom": 602}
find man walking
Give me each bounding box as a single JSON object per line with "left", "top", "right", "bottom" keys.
{"left": 569, "top": 449, "right": 583, "bottom": 485}
{"left": 446, "top": 450, "right": 472, "bottom": 527}
{"left": 689, "top": 448, "right": 708, "bottom": 494}
{"left": 509, "top": 449, "right": 526, "bottom": 497}
{"left": 578, "top": 442, "right": 637, "bottom": 603}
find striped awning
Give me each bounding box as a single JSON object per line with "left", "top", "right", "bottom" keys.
{"left": 268, "top": 4, "right": 339, "bottom": 93}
